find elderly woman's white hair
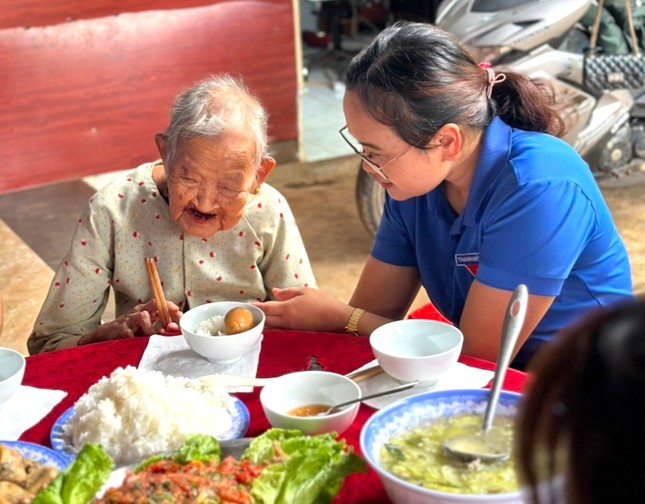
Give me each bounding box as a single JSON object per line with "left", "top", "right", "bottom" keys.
{"left": 162, "top": 74, "right": 270, "bottom": 169}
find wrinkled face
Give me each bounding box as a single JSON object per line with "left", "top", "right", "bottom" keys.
{"left": 166, "top": 133, "right": 257, "bottom": 239}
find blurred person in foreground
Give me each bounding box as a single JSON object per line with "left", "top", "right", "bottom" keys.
{"left": 28, "top": 75, "right": 315, "bottom": 354}
{"left": 516, "top": 296, "right": 645, "bottom": 503}
{"left": 255, "top": 21, "right": 632, "bottom": 369}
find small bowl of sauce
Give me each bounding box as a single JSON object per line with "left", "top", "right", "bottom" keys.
{"left": 260, "top": 371, "right": 361, "bottom": 435}
{"left": 287, "top": 404, "right": 331, "bottom": 417}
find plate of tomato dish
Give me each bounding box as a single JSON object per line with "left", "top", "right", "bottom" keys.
{"left": 34, "top": 430, "right": 366, "bottom": 504}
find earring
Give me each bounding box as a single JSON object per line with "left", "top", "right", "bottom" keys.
{"left": 252, "top": 186, "right": 261, "bottom": 195}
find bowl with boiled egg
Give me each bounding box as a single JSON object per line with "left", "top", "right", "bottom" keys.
{"left": 179, "top": 301, "right": 265, "bottom": 364}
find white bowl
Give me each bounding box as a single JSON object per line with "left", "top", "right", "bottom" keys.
{"left": 360, "top": 389, "right": 523, "bottom": 504}
{"left": 0, "top": 347, "right": 26, "bottom": 406}
{"left": 179, "top": 301, "right": 265, "bottom": 364}
{"left": 260, "top": 371, "right": 361, "bottom": 435}
{"left": 370, "top": 319, "right": 463, "bottom": 384}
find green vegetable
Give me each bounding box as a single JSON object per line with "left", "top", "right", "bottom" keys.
{"left": 384, "top": 443, "right": 406, "bottom": 461}
{"left": 33, "top": 429, "right": 366, "bottom": 504}
{"left": 244, "top": 428, "right": 367, "bottom": 504}
{"left": 173, "top": 433, "right": 220, "bottom": 463}
{"left": 135, "top": 433, "right": 221, "bottom": 471}
{"left": 33, "top": 443, "right": 113, "bottom": 504}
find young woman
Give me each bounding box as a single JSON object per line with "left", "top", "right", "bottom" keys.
{"left": 256, "top": 22, "right": 632, "bottom": 368}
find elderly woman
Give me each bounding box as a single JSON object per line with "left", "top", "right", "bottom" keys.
{"left": 28, "top": 75, "right": 316, "bottom": 354}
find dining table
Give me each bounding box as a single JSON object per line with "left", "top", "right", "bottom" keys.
{"left": 19, "top": 329, "right": 528, "bottom": 503}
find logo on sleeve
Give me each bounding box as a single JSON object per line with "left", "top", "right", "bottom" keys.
{"left": 455, "top": 253, "right": 479, "bottom": 277}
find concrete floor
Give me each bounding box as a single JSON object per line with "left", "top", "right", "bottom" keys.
{"left": 0, "top": 156, "right": 643, "bottom": 356}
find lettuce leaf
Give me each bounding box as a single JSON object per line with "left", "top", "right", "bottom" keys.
{"left": 135, "top": 433, "right": 221, "bottom": 471}
{"left": 173, "top": 433, "right": 221, "bottom": 463}
{"left": 32, "top": 475, "right": 63, "bottom": 504}
{"left": 245, "top": 428, "right": 367, "bottom": 504}
{"left": 33, "top": 443, "right": 113, "bottom": 504}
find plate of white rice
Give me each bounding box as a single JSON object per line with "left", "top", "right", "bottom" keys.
{"left": 50, "top": 366, "right": 249, "bottom": 465}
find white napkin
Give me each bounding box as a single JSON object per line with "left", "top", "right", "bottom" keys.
{"left": 352, "top": 359, "right": 494, "bottom": 409}
{"left": 137, "top": 335, "right": 263, "bottom": 392}
{"left": 0, "top": 386, "right": 67, "bottom": 440}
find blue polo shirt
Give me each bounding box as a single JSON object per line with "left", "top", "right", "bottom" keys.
{"left": 372, "top": 117, "right": 633, "bottom": 365}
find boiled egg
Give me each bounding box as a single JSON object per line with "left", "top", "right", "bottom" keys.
{"left": 224, "top": 306, "right": 255, "bottom": 335}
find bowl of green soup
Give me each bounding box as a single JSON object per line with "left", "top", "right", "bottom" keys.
{"left": 360, "top": 388, "right": 523, "bottom": 503}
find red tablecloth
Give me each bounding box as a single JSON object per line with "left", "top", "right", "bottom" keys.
{"left": 20, "top": 329, "right": 527, "bottom": 503}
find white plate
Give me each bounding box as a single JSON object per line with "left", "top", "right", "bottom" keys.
{"left": 50, "top": 397, "right": 250, "bottom": 463}
{"left": 352, "top": 360, "right": 495, "bottom": 409}
{"left": 1, "top": 440, "right": 69, "bottom": 470}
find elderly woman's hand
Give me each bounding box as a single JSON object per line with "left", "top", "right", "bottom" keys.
{"left": 255, "top": 287, "right": 353, "bottom": 333}
{"left": 157, "top": 300, "right": 183, "bottom": 336}
{"left": 78, "top": 300, "right": 183, "bottom": 345}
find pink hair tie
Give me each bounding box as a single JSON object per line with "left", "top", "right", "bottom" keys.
{"left": 478, "top": 62, "right": 506, "bottom": 98}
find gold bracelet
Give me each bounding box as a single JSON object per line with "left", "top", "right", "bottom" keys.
{"left": 344, "top": 307, "right": 365, "bottom": 335}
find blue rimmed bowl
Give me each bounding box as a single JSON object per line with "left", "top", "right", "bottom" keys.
{"left": 360, "top": 389, "right": 523, "bottom": 504}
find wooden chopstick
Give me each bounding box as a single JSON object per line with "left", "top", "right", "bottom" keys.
{"left": 145, "top": 257, "right": 171, "bottom": 327}
{"left": 345, "top": 364, "right": 385, "bottom": 383}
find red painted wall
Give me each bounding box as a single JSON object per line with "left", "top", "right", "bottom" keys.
{"left": 0, "top": 0, "right": 298, "bottom": 193}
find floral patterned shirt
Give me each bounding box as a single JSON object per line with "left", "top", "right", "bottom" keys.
{"left": 28, "top": 162, "right": 316, "bottom": 353}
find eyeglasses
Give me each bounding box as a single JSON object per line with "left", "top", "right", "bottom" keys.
{"left": 339, "top": 125, "right": 414, "bottom": 181}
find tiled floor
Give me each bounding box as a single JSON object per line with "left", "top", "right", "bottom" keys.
{"left": 301, "top": 74, "right": 353, "bottom": 161}
{"left": 300, "top": 33, "right": 375, "bottom": 161}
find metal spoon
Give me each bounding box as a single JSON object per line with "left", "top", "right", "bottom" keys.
{"left": 318, "top": 380, "right": 419, "bottom": 416}
{"left": 442, "top": 284, "right": 528, "bottom": 463}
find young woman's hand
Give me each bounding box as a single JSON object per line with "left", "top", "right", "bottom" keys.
{"left": 255, "top": 287, "right": 353, "bottom": 333}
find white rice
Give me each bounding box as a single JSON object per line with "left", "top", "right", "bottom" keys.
{"left": 63, "top": 366, "right": 235, "bottom": 464}
{"left": 196, "top": 314, "right": 226, "bottom": 336}
{"left": 195, "top": 315, "right": 226, "bottom": 336}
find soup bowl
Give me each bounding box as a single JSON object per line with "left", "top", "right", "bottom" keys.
{"left": 360, "top": 388, "right": 523, "bottom": 504}
{"left": 180, "top": 301, "right": 265, "bottom": 364}
{"left": 370, "top": 319, "right": 463, "bottom": 384}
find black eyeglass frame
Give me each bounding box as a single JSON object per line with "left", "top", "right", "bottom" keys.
{"left": 339, "top": 125, "right": 415, "bottom": 181}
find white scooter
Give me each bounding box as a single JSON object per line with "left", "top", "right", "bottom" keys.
{"left": 355, "top": 0, "right": 644, "bottom": 237}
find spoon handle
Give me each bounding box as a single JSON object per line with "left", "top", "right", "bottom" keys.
{"left": 482, "top": 284, "right": 528, "bottom": 433}
{"left": 330, "top": 380, "right": 419, "bottom": 412}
